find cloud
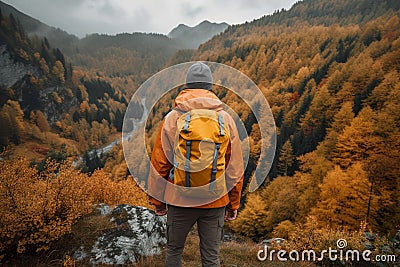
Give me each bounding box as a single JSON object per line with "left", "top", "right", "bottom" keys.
{"left": 88, "top": 0, "right": 125, "bottom": 18}
{"left": 3, "top": 0, "right": 299, "bottom": 37}
{"left": 181, "top": 3, "right": 204, "bottom": 18}
{"left": 238, "top": 0, "right": 294, "bottom": 12}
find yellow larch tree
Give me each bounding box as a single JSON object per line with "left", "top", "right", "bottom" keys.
{"left": 311, "top": 163, "right": 377, "bottom": 230}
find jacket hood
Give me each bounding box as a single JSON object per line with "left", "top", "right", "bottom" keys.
{"left": 174, "top": 89, "right": 223, "bottom": 112}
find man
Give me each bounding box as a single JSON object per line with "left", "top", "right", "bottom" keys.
{"left": 148, "top": 62, "right": 244, "bottom": 267}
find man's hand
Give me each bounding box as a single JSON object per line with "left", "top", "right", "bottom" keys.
{"left": 154, "top": 204, "right": 167, "bottom": 216}
{"left": 224, "top": 208, "right": 237, "bottom": 221}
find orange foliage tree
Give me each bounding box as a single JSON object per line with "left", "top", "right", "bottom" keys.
{"left": 0, "top": 153, "right": 149, "bottom": 259}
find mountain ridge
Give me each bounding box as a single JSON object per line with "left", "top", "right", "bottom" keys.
{"left": 0, "top": 0, "right": 79, "bottom": 54}
{"left": 168, "top": 20, "right": 229, "bottom": 49}
{"left": 0, "top": 1, "right": 229, "bottom": 53}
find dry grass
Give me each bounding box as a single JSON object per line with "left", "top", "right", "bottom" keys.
{"left": 134, "top": 228, "right": 317, "bottom": 267}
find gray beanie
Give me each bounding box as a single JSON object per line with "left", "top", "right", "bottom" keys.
{"left": 186, "top": 62, "right": 213, "bottom": 90}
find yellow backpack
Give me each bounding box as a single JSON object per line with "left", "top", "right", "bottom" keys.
{"left": 171, "top": 109, "right": 230, "bottom": 198}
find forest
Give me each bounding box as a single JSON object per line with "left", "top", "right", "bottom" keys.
{"left": 0, "top": 0, "right": 399, "bottom": 264}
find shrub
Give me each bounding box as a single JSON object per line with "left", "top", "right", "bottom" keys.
{"left": 0, "top": 153, "right": 149, "bottom": 259}
{"left": 0, "top": 156, "right": 93, "bottom": 257}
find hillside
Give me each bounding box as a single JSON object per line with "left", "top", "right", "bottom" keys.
{"left": 0, "top": 0, "right": 79, "bottom": 54}
{"left": 164, "top": 0, "right": 400, "bottom": 238}
{"left": 152, "top": 1, "right": 400, "bottom": 259}
{"left": 0, "top": 9, "right": 76, "bottom": 130}
{"left": 258, "top": 0, "right": 400, "bottom": 26}
{"left": 69, "top": 32, "right": 181, "bottom": 89}
{"left": 0, "top": 9, "right": 129, "bottom": 158}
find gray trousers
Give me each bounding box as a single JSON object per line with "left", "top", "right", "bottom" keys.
{"left": 165, "top": 205, "right": 225, "bottom": 267}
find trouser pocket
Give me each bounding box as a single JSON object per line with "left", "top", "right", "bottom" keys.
{"left": 216, "top": 214, "right": 224, "bottom": 245}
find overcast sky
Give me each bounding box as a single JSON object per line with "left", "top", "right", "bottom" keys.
{"left": 3, "top": 0, "right": 298, "bottom": 37}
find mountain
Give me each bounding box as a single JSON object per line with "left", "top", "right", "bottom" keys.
{"left": 0, "top": 1, "right": 228, "bottom": 81}
{"left": 0, "top": 0, "right": 79, "bottom": 54}
{"left": 71, "top": 20, "right": 229, "bottom": 78}
{"left": 168, "top": 20, "right": 229, "bottom": 49}
{"left": 0, "top": 1, "right": 228, "bottom": 60}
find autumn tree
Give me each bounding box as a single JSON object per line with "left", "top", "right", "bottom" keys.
{"left": 311, "top": 163, "right": 377, "bottom": 230}
{"left": 34, "top": 110, "right": 51, "bottom": 132}
{"left": 277, "top": 139, "right": 295, "bottom": 176}
{"left": 317, "top": 101, "right": 354, "bottom": 159}
{"left": 0, "top": 110, "right": 12, "bottom": 146}
{"left": 231, "top": 176, "right": 299, "bottom": 239}
{"left": 333, "top": 106, "right": 382, "bottom": 168}
{"left": 296, "top": 151, "right": 333, "bottom": 219}
{"left": 0, "top": 100, "right": 25, "bottom": 145}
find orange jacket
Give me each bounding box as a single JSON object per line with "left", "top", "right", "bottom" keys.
{"left": 148, "top": 89, "right": 244, "bottom": 210}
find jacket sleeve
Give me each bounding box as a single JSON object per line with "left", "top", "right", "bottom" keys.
{"left": 225, "top": 115, "right": 244, "bottom": 211}
{"left": 148, "top": 119, "right": 173, "bottom": 207}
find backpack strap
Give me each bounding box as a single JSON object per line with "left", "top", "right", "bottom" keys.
{"left": 218, "top": 113, "right": 225, "bottom": 136}
{"left": 168, "top": 168, "right": 174, "bottom": 182}
{"left": 209, "top": 143, "right": 221, "bottom": 192}
{"left": 174, "top": 108, "right": 185, "bottom": 114}
{"left": 183, "top": 112, "right": 191, "bottom": 133}
{"left": 184, "top": 140, "right": 192, "bottom": 187}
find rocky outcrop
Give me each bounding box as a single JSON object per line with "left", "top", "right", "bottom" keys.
{"left": 0, "top": 45, "right": 39, "bottom": 89}
{"left": 74, "top": 204, "right": 167, "bottom": 265}
{"left": 0, "top": 44, "right": 78, "bottom": 123}
{"left": 37, "top": 85, "right": 78, "bottom": 124}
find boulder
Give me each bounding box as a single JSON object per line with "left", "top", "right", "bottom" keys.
{"left": 74, "top": 204, "right": 167, "bottom": 265}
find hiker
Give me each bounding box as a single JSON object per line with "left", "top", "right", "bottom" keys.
{"left": 148, "top": 62, "right": 244, "bottom": 267}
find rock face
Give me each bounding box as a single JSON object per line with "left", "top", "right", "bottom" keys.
{"left": 0, "top": 44, "right": 78, "bottom": 124}
{"left": 75, "top": 204, "right": 167, "bottom": 265}
{"left": 0, "top": 45, "right": 39, "bottom": 89}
